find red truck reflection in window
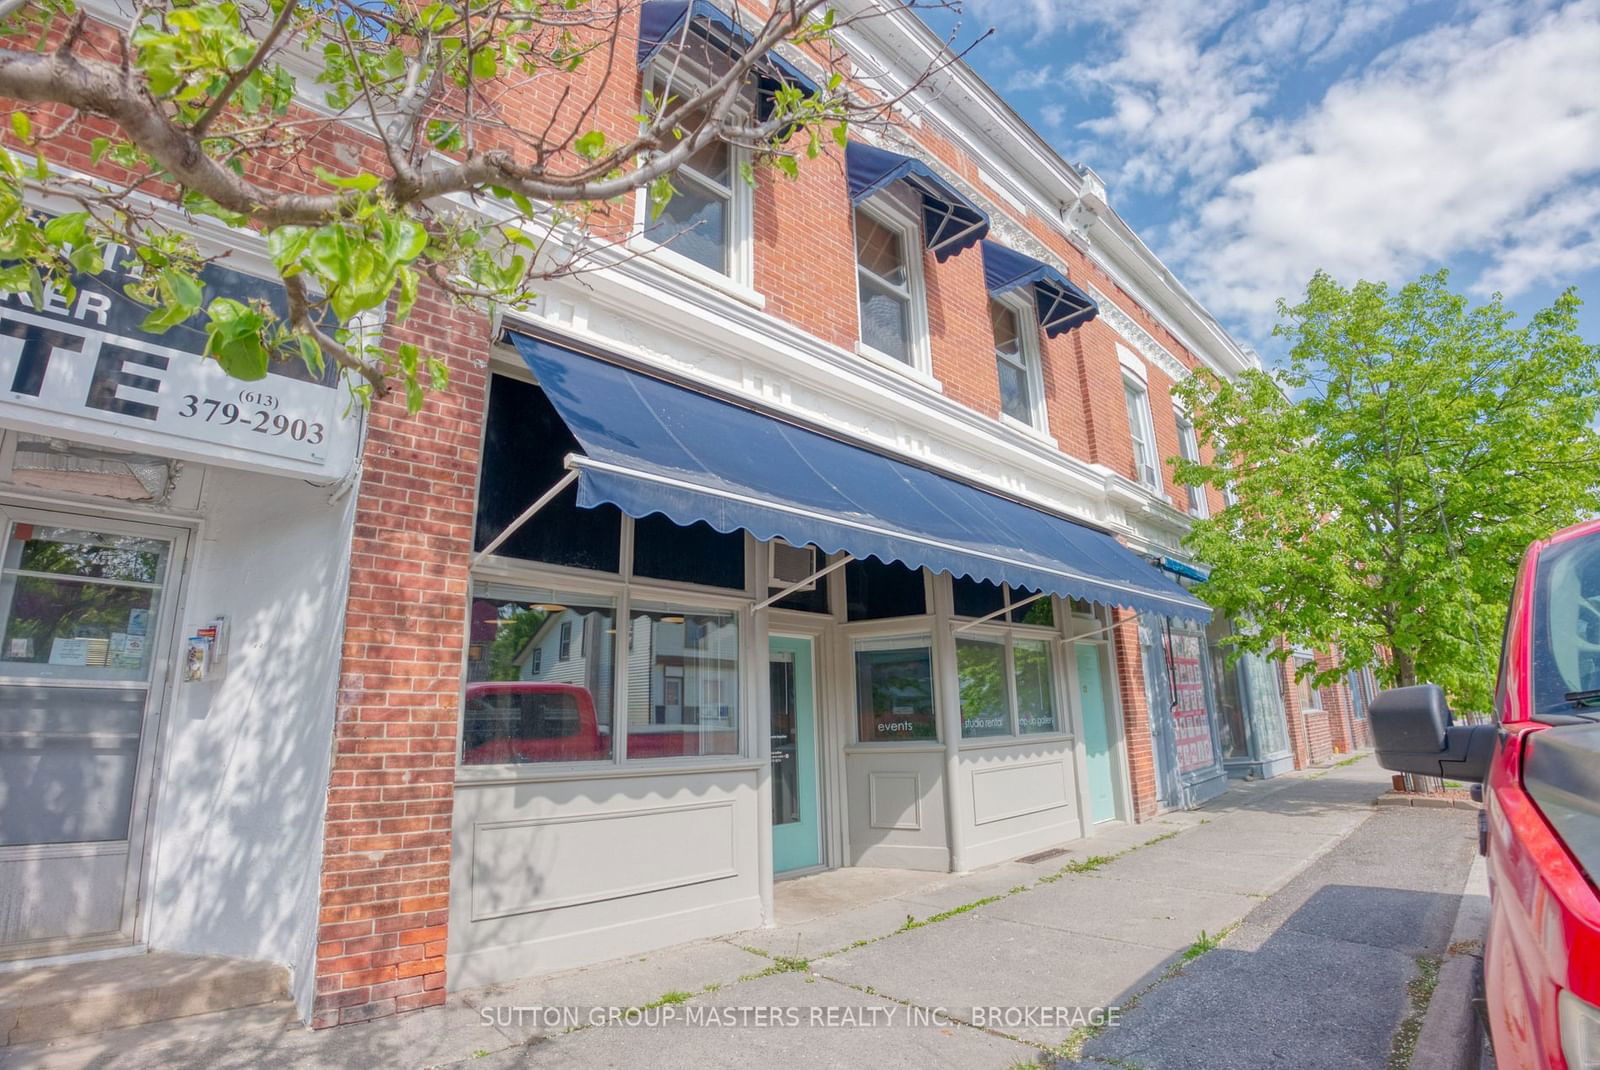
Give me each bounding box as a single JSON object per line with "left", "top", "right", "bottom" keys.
{"left": 460, "top": 682, "right": 736, "bottom": 763}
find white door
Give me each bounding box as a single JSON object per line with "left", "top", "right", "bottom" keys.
{"left": 0, "top": 508, "right": 183, "bottom": 958}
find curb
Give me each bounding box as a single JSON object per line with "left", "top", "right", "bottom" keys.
{"left": 1375, "top": 791, "right": 1482, "bottom": 811}
{"left": 1410, "top": 853, "right": 1492, "bottom": 1070}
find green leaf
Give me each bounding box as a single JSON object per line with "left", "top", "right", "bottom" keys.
{"left": 9, "top": 112, "right": 29, "bottom": 141}
{"left": 472, "top": 47, "right": 497, "bottom": 80}
{"left": 314, "top": 166, "right": 382, "bottom": 193}
{"left": 574, "top": 130, "right": 606, "bottom": 160}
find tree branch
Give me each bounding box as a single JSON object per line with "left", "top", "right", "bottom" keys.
{"left": 191, "top": 0, "right": 301, "bottom": 137}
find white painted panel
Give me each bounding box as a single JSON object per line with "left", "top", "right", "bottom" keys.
{"left": 844, "top": 750, "right": 947, "bottom": 870}
{"left": 971, "top": 758, "right": 1070, "bottom": 826}
{"left": 448, "top": 768, "right": 762, "bottom": 990}
{"left": 868, "top": 773, "right": 922, "bottom": 830}
{"left": 0, "top": 849, "right": 126, "bottom": 944}
{"left": 470, "top": 800, "right": 737, "bottom": 920}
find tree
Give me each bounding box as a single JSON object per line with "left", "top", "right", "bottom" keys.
{"left": 0, "top": 0, "right": 947, "bottom": 408}
{"left": 1174, "top": 270, "right": 1600, "bottom": 712}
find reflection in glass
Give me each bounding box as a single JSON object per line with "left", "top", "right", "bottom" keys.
{"left": 0, "top": 522, "right": 171, "bottom": 848}
{"left": 1, "top": 526, "right": 167, "bottom": 682}
{"left": 1207, "top": 617, "right": 1250, "bottom": 760}
{"left": 461, "top": 590, "right": 615, "bottom": 764}
{"left": 957, "top": 637, "right": 1008, "bottom": 738}
{"left": 855, "top": 639, "right": 936, "bottom": 741}
{"left": 629, "top": 605, "right": 739, "bottom": 758}
{"left": 1014, "top": 638, "right": 1058, "bottom": 733}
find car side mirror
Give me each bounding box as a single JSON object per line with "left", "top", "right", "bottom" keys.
{"left": 1370, "top": 684, "right": 1495, "bottom": 783}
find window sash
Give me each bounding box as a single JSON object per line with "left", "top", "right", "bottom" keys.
{"left": 1177, "top": 420, "right": 1207, "bottom": 517}
{"left": 1124, "top": 382, "right": 1159, "bottom": 488}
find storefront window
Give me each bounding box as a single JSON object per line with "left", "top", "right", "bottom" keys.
{"left": 956, "top": 637, "right": 1009, "bottom": 737}
{"left": 855, "top": 637, "right": 936, "bottom": 741}
{"left": 462, "top": 589, "right": 616, "bottom": 764}
{"left": 845, "top": 558, "right": 926, "bottom": 621}
{"left": 954, "top": 634, "right": 1060, "bottom": 738}
{"left": 475, "top": 374, "right": 622, "bottom": 572}
{"left": 1010, "top": 588, "right": 1054, "bottom": 627}
{"left": 1014, "top": 637, "right": 1058, "bottom": 733}
{"left": 632, "top": 515, "right": 745, "bottom": 590}
{"left": 627, "top": 605, "right": 740, "bottom": 758}
{"left": 1206, "top": 618, "right": 1250, "bottom": 760}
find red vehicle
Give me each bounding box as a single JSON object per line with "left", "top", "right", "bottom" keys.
{"left": 460, "top": 682, "right": 736, "bottom": 763}
{"left": 1373, "top": 518, "right": 1600, "bottom": 1069}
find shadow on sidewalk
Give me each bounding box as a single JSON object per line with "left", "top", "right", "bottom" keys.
{"left": 1062, "top": 881, "right": 1469, "bottom": 1070}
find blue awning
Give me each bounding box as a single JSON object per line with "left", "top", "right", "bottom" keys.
{"left": 981, "top": 240, "right": 1098, "bottom": 336}
{"left": 637, "top": 1, "right": 819, "bottom": 122}
{"left": 507, "top": 331, "right": 1210, "bottom": 620}
{"left": 845, "top": 141, "right": 990, "bottom": 261}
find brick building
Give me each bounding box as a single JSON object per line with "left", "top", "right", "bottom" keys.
{"left": 0, "top": 0, "right": 1360, "bottom": 1029}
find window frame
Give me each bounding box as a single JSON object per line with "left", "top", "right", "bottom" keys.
{"left": 990, "top": 293, "right": 1049, "bottom": 435}
{"left": 632, "top": 62, "right": 755, "bottom": 290}
{"left": 1122, "top": 374, "right": 1162, "bottom": 492}
{"left": 1175, "top": 412, "right": 1208, "bottom": 518}
{"left": 851, "top": 195, "right": 933, "bottom": 380}
{"left": 949, "top": 582, "right": 1066, "bottom": 743}
{"left": 851, "top": 632, "right": 940, "bottom": 745}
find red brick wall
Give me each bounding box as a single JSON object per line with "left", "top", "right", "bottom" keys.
{"left": 1278, "top": 649, "right": 1311, "bottom": 771}
{"left": 1111, "top": 610, "right": 1161, "bottom": 822}
{"left": 310, "top": 290, "right": 490, "bottom": 1028}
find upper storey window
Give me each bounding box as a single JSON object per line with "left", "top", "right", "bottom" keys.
{"left": 990, "top": 297, "right": 1046, "bottom": 431}
{"left": 854, "top": 204, "right": 920, "bottom": 367}
{"left": 639, "top": 69, "right": 753, "bottom": 286}
{"left": 1123, "top": 375, "right": 1162, "bottom": 491}
{"left": 844, "top": 141, "right": 989, "bottom": 380}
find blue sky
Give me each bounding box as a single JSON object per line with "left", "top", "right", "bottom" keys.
{"left": 916, "top": 0, "right": 1600, "bottom": 360}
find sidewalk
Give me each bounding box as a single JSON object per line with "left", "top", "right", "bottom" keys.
{"left": 2, "top": 756, "right": 1424, "bottom": 1070}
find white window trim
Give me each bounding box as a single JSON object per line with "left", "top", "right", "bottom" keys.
{"left": 852, "top": 195, "right": 934, "bottom": 381}
{"left": 1175, "top": 413, "right": 1208, "bottom": 518}
{"left": 992, "top": 291, "right": 1050, "bottom": 437}
{"left": 1123, "top": 373, "right": 1162, "bottom": 493}
{"left": 630, "top": 62, "right": 757, "bottom": 296}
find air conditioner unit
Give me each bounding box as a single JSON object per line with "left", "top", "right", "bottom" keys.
{"left": 768, "top": 540, "right": 819, "bottom": 591}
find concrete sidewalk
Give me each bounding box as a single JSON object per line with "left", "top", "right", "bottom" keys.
{"left": 1, "top": 757, "right": 1420, "bottom": 1070}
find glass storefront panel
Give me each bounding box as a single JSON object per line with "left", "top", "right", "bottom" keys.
{"left": 627, "top": 605, "right": 740, "bottom": 758}
{"left": 1243, "top": 652, "right": 1291, "bottom": 757}
{"left": 1014, "top": 637, "right": 1059, "bottom": 733}
{"left": 854, "top": 637, "right": 936, "bottom": 742}
{"left": 956, "top": 636, "right": 1009, "bottom": 738}
{"left": 462, "top": 589, "right": 617, "bottom": 764}
{"left": 1206, "top": 618, "right": 1250, "bottom": 761}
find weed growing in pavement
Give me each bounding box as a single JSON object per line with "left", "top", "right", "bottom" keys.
{"left": 898, "top": 895, "right": 1006, "bottom": 932}
{"left": 1388, "top": 955, "right": 1442, "bottom": 1070}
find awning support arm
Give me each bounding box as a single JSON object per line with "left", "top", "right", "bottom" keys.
{"left": 952, "top": 590, "right": 1048, "bottom": 634}
{"left": 1069, "top": 607, "right": 1154, "bottom": 643}
{"left": 754, "top": 552, "right": 854, "bottom": 611}
{"left": 471, "top": 469, "right": 579, "bottom": 567}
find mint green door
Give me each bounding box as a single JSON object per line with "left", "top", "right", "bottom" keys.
{"left": 769, "top": 636, "right": 821, "bottom": 873}
{"left": 1077, "top": 644, "right": 1118, "bottom": 823}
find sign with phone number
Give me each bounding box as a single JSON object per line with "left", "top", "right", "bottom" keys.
{"left": 0, "top": 242, "right": 354, "bottom": 478}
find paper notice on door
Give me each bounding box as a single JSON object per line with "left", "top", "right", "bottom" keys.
{"left": 109, "top": 632, "right": 145, "bottom": 670}
{"left": 49, "top": 637, "right": 91, "bottom": 666}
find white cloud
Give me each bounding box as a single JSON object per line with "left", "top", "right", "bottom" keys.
{"left": 1175, "top": 0, "right": 1600, "bottom": 327}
